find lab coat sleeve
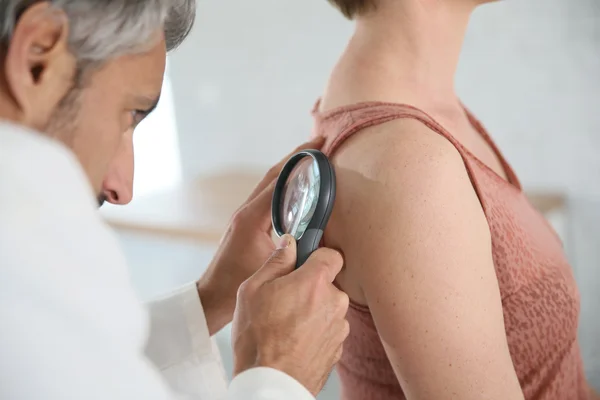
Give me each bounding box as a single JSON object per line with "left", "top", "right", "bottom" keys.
{"left": 228, "top": 368, "right": 316, "bottom": 400}
{"left": 145, "top": 283, "right": 315, "bottom": 400}
{"left": 144, "top": 283, "right": 229, "bottom": 399}
{"left": 0, "top": 125, "right": 315, "bottom": 400}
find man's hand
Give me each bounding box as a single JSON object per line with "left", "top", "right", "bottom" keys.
{"left": 231, "top": 235, "right": 350, "bottom": 396}
{"left": 197, "top": 138, "right": 324, "bottom": 335}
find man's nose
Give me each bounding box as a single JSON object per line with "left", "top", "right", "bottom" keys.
{"left": 102, "top": 172, "right": 134, "bottom": 205}
{"left": 102, "top": 155, "right": 134, "bottom": 205}
{"left": 102, "top": 134, "right": 135, "bottom": 206}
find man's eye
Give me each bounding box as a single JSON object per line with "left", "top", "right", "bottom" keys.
{"left": 130, "top": 110, "right": 146, "bottom": 127}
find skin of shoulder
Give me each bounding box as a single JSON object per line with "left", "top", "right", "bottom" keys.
{"left": 324, "top": 118, "right": 525, "bottom": 399}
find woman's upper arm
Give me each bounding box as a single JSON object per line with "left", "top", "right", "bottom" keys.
{"left": 329, "top": 121, "right": 525, "bottom": 400}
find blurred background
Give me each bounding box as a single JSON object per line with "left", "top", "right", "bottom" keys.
{"left": 100, "top": 0, "right": 600, "bottom": 398}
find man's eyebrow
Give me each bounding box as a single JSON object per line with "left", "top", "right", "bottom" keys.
{"left": 136, "top": 93, "right": 162, "bottom": 114}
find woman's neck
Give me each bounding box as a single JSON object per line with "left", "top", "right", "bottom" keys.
{"left": 321, "top": 0, "right": 476, "bottom": 112}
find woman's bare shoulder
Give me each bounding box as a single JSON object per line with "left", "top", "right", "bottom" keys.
{"left": 324, "top": 118, "right": 524, "bottom": 399}
{"left": 326, "top": 117, "right": 483, "bottom": 301}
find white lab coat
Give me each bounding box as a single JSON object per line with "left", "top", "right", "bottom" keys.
{"left": 0, "top": 123, "right": 314, "bottom": 400}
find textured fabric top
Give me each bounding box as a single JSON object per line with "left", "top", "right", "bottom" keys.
{"left": 311, "top": 101, "right": 589, "bottom": 400}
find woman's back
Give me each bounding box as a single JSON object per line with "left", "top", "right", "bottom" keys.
{"left": 311, "top": 102, "right": 589, "bottom": 399}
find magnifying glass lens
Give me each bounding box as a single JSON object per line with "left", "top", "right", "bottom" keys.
{"left": 280, "top": 156, "right": 321, "bottom": 240}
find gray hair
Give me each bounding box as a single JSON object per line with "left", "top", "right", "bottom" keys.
{"left": 0, "top": 0, "right": 195, "bottom": 63}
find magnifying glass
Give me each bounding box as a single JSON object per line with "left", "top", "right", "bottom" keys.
{"left": 272, "top": 149, "right": 336, "bottom": 269}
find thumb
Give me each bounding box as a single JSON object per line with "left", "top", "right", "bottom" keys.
{"left": 251, "top": 234, "right": 297, "bottom": 285}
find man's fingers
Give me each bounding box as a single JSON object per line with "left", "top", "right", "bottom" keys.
{"left": 242, "top": 179, "right": 277, "bottom": 231}
{"left": 250, "top": 235, "right": 297, "bottom": 285}
{"left": 238, "top": 137, "right": 325, "bottom": 230}
{"left": 247, "top": 137, "right": 325, "bottom": 203}
{"left": 291, "top": 248, "right": 344, "bottom": 284}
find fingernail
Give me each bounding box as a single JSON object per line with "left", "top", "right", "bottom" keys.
{"left": 277, "top": 235, "right": 291, "bottom": 249}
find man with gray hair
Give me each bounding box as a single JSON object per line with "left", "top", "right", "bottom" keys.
{"left": 0, "top": 1, "right": 349, "bottom": 399}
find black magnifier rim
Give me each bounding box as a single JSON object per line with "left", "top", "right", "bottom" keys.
{"left": 272, "top": 149, "right": 336, "bottom": 240}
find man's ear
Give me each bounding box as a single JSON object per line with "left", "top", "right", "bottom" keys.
{"left": 4, "top": 2, "right": 77, "bottom": 131}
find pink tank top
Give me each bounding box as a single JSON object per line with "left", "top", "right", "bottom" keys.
{"left": 311, "top": 101, "right": 589, "bottom": 400}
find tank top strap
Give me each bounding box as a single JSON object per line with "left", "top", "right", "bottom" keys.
{"left": 312, "top": 101, "right": 471, "bottom": 159}
{"left": 312, "top": 100, "right": 522, "bottom": 191}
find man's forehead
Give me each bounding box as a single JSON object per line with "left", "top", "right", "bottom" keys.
{"left": 111, "top": 38, "right": 167, "bottom": 85}
{"left": 81, "top": 36, "right": 166, "bottom": 104}
{"left": 112, "top": 56, "right": 165, "bottom": 102}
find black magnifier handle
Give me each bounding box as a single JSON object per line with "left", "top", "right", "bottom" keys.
{"left": 296, "top": 229, "right": 324, "bottom": 269}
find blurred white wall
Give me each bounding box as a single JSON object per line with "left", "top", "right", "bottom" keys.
{"left": 167, "top": 0, "right": 351, "bottom": 176}
{"left": 131, "top": 66, "right": 182, "bottom": 198}
{"left": 122, "top": 0, "right": 599, "bottom": 395}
